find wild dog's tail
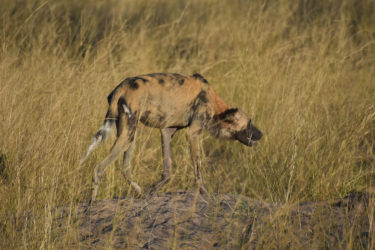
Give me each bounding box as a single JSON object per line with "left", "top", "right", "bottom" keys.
{"left": 80, "top": 115, "right": 115, "bottom": 165}
{"left": 80, "top": 87, "right": 125, "bottom": 165}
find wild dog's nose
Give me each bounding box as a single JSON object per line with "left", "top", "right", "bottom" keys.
{"left": 251, "top": 126, "right": 263, "bottom": 141}
{"left": 235, "top": 121, "right": 262, "bottom": 146}
{"left": 247, "top": 120, "right": 262, "bottom": 141}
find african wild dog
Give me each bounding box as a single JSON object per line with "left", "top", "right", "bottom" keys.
{"left": 81, "top": 73, "right": 262, "bottom": 202}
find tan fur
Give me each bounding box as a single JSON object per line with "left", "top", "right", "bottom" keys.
{"left": 81, "top": 73, "right": 262, "bottom": 203}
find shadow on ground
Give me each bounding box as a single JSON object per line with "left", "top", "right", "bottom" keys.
{"left": 55, "top": 191, "right": 371, "bottom": 249}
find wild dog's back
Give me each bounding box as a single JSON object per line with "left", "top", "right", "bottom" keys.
{"left": 115, "top": 73, "right": 218, "bottom": 129}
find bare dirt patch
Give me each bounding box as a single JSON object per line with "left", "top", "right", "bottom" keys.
{"left": 55, "top": 191, "right": 371, "bottom": 249}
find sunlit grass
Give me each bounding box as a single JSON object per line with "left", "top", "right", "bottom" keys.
{"left": 0, "top": 0, "right": 374, "bottom": 248}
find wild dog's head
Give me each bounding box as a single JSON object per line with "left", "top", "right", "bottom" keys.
{"left": 210, "top": 108, "right": 262, "bottom": 146}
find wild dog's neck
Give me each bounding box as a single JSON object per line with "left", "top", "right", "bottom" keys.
{"left": 208, "top": 88, "right": 230, "bottom": 115}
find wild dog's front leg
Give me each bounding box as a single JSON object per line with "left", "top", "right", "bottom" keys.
{"left": 161, "top": 127, "right": 177, "bottom": 180}
{"left": 187, "top": 129, "right": 208, "bottom": 194}
{"left": 149, "top": 127, "right": 177, "bottom": 193}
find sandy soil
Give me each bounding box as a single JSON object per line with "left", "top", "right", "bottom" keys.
{"left": 55, "top": 191, "right": 371, "bottom": 249}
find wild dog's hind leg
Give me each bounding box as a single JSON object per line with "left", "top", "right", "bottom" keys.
{"left": 120, "top": 140, "right": 142, "bottom": 194}
{"left": 91, "top": 113, "right": 137, "bottom": 202}
{"left": 150, "top": 127, "right": 177, "bottom": 193}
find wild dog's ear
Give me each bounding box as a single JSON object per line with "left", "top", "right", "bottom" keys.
{"left": 209, "top": 108, "right": 240, "bottom": 139}
{"left": 215, "top": 108, "right": 239, "bottom": 122}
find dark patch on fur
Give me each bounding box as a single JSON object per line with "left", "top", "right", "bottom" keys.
{"left": 112, "top": 76, "right": 149, "bottom": 95}
{"left": 140, "top": 111, "right": 151, "bottom": 124}
{"left": 135, "top": 77, "right": 148, "bottom": 83}
{"left": 126, "top": 78, "right": 139, "bottom": 89}
{"left": 215, "top": 108, "right": 238, "bottom": 121}
{"left": 187, "top": 115, "right": 194, "bottom": 128}
{"left": 192, "top": 73, "right": 209, "bottom": 84}
{"left": 107, "top": 91, "right": 115, "bottom": 104}
{"left": 107, "top": 81, "right": 126, "bottom": 104}
{"left": 126, "top": 76, "right": 148, "bottom": 89}
{"left": 186, "top": 92, "right": 211, "bottom": 130}
{"left": 197, "top": 90, "right": 209, "bottom": 103}
{"left": 188, "top": 91, "right": 209, "bottom": 121}
{"left": 197, "top": 111, "right": 212, "bottom": 131}
{"left": 115, "top": 117, "right": 122, "bottom": 138}
{"left": 158, "top": 78, "right": 165, "bottom": 85}
{"left": 171, "top": 73, "right": 185, "bottom": 86}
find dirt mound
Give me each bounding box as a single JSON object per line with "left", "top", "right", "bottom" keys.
{"left": 55, "top": 191, "right": 371, "bottom": 249}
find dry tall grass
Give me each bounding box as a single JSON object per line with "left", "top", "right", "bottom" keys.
{"left": 0, "top": 0, "right": 374, "bottom": 248}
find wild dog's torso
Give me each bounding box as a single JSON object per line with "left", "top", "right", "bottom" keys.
{"left": 108, "top": 73, "right": 229, "bottom": 129}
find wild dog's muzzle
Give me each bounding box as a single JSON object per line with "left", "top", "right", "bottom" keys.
{"left": 235, "top": 120, "right": 263, "bottom": 146}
